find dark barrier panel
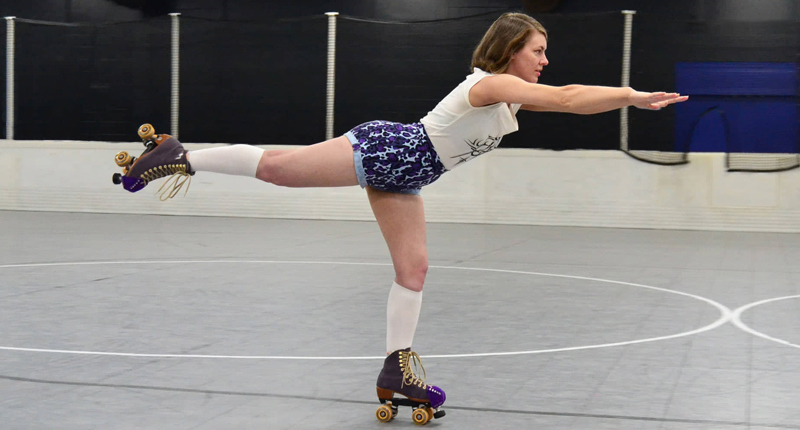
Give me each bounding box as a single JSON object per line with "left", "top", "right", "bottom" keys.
{"left": 519, "top": 12, "right": 623, "bottom": 150}
{"left": 179, "top": 16, "right": 326, "bottom": 144}
{"left": 14, "top": 18, "right": 170, "bottom": 141}
{"left": 9, "top": 12, "right": 623, "bottom": 148}
{"left": 15, "top": 21, "right": 92, "bottom": 140}
{"left": 336, "top": 12, "right": 623, "bottom": 150}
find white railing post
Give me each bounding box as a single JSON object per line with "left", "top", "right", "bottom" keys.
{"left": 620, "top": 10, "right": 636, "bottom": 151}
{"left": 5, "top": 16, "right": 15, "bottom": 140}
{"left": 170, "top": 13, "right": 180, "bottom": 139}
{"left": 325, "top": 12, "right": 338, "bottom": 140}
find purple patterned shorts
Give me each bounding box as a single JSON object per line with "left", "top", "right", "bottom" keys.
{"left": 345, "top": 120, "right": 446, "bottom": 195}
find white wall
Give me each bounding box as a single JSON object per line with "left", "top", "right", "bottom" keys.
{"left": 1, "top": 140, "right": 799, "bottom": 232}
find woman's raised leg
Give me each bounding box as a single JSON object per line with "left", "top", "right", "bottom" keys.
{"left": 188, "top": 135, "right": 359, "bottom": 188}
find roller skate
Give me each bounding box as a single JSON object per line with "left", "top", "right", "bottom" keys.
{"left": 112, "top": 123, "right": 194, "bottom": 200}
{"left": 375, "top": 348, "right": 446, "bottom": 425}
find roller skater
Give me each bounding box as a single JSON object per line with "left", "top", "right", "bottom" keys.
{"left": 112, "top": 12, "right": 686, "bottom": 425}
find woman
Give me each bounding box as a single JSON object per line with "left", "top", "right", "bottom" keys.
{"left": 118, "top": 12, "right": 687, "bottom": 420}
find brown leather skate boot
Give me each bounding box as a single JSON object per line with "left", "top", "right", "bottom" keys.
{"left": 374, "top": 348, "right": 446, "bottom": 424}
{"left": 114, "top": 133, "right": 193, "bottom": 199}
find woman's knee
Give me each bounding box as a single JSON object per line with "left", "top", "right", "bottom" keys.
{"left": 255, "top": 151, "right": 287, "bottom": 185}
{"left": 396, "top": 259, "right": 428, "bottom": 292}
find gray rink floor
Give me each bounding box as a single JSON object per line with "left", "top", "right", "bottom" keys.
{"left": 0, "top": 210, "right": 799, "bottom": 430}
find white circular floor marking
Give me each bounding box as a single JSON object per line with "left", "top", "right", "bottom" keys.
{"left": 731, "top": 295, "right": 800, "bottom": 349}
{"left": 0, "top": 260, "right": 733, "bottom": 360}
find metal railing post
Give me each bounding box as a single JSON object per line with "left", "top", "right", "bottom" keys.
{"left": 620, "top": 10, "right": 636, "bottom": 151}
{"left": 5, "top": 16, "right": 15, "bottom": 140}
{"left": 170, "top": 13, "right": 180, "bottom": 139}
{"left": 325, "top": 12, "right": 338, "bottom": 140}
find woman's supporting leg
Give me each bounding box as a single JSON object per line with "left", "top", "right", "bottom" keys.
{"left": 369, "top": 187, "right": 446, "bottom": 411}
{"left": 366, "top": 187, "right": 428, "bottom": 354}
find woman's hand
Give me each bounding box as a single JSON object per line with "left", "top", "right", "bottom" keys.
{"left": 629, "top": 91, "right": 689, "bottom": 110}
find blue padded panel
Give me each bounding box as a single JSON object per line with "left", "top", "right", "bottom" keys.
{"left": 676, "top": 62, "right": 798, "bottom": 96}
{"left": 675, "top": 100, "right": 798, "bottom": 153}
{"left": 674, "top": 62, "right": 799, "bottom": 152}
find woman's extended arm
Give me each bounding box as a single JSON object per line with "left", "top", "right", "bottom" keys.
{"left": 470, "top": 74, "right": 688, "bottom": 114}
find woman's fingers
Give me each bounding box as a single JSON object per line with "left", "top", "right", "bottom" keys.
{"left": 645, "top": 93, "right": 689, "bottom": 109}
{"left": 633, "top": 91, "right": 689, "bottom": 110}
{"left": 649, "top": 92, "right": 680, "bottom": 102}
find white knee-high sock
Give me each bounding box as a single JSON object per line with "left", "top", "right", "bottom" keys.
{"left": 187, "top": 145, "right": 264, "bottom": 177}
{"left": 386, "top": 281, "right": 423, "bottom": 354}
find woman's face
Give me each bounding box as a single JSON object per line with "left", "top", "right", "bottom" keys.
{"left": 506, "top": 31, "right": 549, "bottom": 83}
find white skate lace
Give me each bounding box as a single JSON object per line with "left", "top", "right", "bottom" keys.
{"left": 139, "top": 164, "right": 192, "bottom": 201}
{"left": 156, "top": 172, "right": 192, "bottom": 201}
{"left": 401, "top": 351, "right": 428, "bottom": 390}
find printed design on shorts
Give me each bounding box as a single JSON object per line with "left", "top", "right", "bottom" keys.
{"left": 451, "top": 135, "right": 502, "bottom": 167}
{"left": 351, "top": 121, "right": 445, "bottom": 192}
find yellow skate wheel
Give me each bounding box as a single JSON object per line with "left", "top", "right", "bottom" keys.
{"left": 138, "top": 123, "right": 155, "bottom": 141}
{"left": 411, "top": 408, "right": 430, "bottom": 425}
{"left": 376, "top": 405, "right": 393, "bottom": 423}
{"left": 115, "top": 151, "right": 132, "bottom": 167}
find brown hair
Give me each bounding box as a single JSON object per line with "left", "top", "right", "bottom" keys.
{"left": 471, "top": 13, "right": 548, "bottom": 74}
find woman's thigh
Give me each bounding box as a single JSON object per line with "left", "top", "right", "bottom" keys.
{"left": 367, "top": 187, "right": 428, "bottom": 291}
{"left": 256, "top": 135, "right": 359, "bottom": 188}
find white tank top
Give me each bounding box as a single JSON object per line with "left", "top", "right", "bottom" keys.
{"left": 420, "top": 68, "right": 521, "bottom": 170}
